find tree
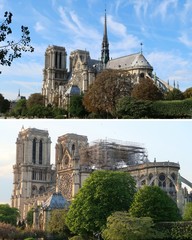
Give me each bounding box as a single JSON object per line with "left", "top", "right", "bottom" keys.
{"left": 165, "top": 88, "right": 184, "bottom": 100}
{"left": 0, "top": 204, "right": 20, "bottom": 226}
{"left": 0, "top": 11, "right": 34, "bottom": 71}
{"left": 116, "top": 96, "right": 152, "bottom": 118}
{"left": 66, "top": 170, "right": 136, "bottom": 237}
{"left": 26, "top": 209, "right": 33, "bottom": 227}
{"left": 69, "top": 94, "right": 88, "bottom": 118}
{"left": 27, "top": 93, "right": 44, "bottom": 109}
{"left": 183, "top": 87, "right": 192, "bottom": 99}
{"left": 0, "top": 222, "right": 18, "bottom": 239}
{"left": 47, "top": 209, "right": 71, "bottom": 239}
{"left": 0, "top": 93, "right": 10, "bottom": 114}
{"left": 83, "top": 69, "right": 133, "bottom": 117}
{"left": 183, "top": 202, "right": 192, "bottom": 221}
{"left": 131, "top": 78, "right": 163, "bottom": 101}
{"left": 129, "top": 186, "right": 181, "bottom": 222}
{"left": 102, "top": 212, "right": 162, "bottom": 240}
{"left": 12, "top": 98, "right": 27, "bottom": 117}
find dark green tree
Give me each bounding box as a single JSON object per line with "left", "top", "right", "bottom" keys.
{"left": 131, "top": 78, "right": 163, "bottom": 101}
{"left": 102, "top": 212, "right": 162, "bottom": 240}
{"left": 116, "top": 96, "right": 152, "bottom": 118}
{"left": 0, "top": 93, "right": 10, "bottom": 113}
{"left": 165, "top": 88, "right": 184, "bottom": 100}
{"left": 26, "top": 209, "right": 33, "bottom": 227}
{"left": 12, "top": 98, "right": 27, "bottom": 117}
{"left": 0, "top": 204, "right": 20, "bottom": 226}
{"left": 183, "top": 202, "right": 192, "bottom": 221}
{"left": 129, "top": 186, "right": 181, "bottom": 222}
{"left": 69, "top": 94, "right": 88, "bottom": 118}
{"left": 66, "top": 170, "right": 136, "bottom": 237}
{"left": 47, "top": 209, "right": 71, "bottom": 239}
{"left": 0, "top": 11, "right": 34, "bottom": 72}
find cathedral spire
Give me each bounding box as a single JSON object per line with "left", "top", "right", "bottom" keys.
{"left": 101, "top": 9, "right": 109, "bottom": 67}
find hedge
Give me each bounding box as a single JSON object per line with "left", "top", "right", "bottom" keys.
{"left": 155, "top": 221, "right": 192, "bottom": 240}
{"left": 151, "top": 99, "right": 192, "bottom": 118}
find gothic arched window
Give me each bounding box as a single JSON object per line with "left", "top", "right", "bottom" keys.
{"left": 32, "top": 138, "right": 36, "bottom": 164}
{"left": 39, "top": 140, "right": 43, "bottom": 164}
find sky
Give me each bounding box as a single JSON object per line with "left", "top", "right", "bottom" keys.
{"left": 0, "top": 119, "right": 192, "bottom": 204}
{"left": 0, "top": 0, "right": 192, "bottom": 100}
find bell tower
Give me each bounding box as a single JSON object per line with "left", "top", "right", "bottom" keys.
{"left": 11, "top": 127, "right": 54, "bottom": 219}
{"left": 42, "top": 45, "right": 68, "bottom": 106}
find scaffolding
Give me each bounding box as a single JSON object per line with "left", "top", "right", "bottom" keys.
{"left": 79, "top": 138, "right": 149, "bottom": 169}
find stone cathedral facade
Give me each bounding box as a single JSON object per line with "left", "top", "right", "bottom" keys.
{"left": 11, "top": 127, "right": 191, "bottom": 227}
{"left": 42, "top": 12, "right": 172, "bottom": 109}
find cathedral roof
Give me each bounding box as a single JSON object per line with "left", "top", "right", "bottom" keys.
{"left": 42, "top": 192, "right": 69, "bottom": 210}
{"left": 106, "top": 53, "right": 153, "bottom": 70}
{"left": 65, "top": 85, "right": 80, "bottom": 95}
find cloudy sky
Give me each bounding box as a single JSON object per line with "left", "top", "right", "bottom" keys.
{"left": 0, "top": 0, "right": 192, "bottom": 100}
{"left": 0, "top": 119, "right": 192, "bottom": 204}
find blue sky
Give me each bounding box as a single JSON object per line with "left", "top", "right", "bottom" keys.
{"left": 0, "top": 0, "right": 192, "bottom": 100}
{"left": 0, "top": 119, "right": 192, "bottom": 204}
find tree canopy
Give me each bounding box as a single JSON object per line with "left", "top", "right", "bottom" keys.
{"left": 165, "top": 88, "right": 184, "bottom": 100}
{"left": 47, "top": 209, "right": 71, "bottom": 239}
{"left": 83, "top": 69, "right": 134, "bottom": 117}
{"left": 183, "top": 202, "right": 192, "bottom": 221}
{"left": 27, "top": 93, "right": 44, "bottom": 109}
{"left": 131, "top": 78, "right": 163, "bottom": 101}
{"left": 66, "top": 170, "right": 136, "bottom": 237}
{"left": 0, "top": 11, "right": 34, "bottom": 72}
{"left": 102, "top": 212, "right": 161, "bottom": 240}
{"left": 129, "top": 186, "right": 181, "bottom": 222}
{"left": 0, "top": 204, "right": 20, "bottom": 226}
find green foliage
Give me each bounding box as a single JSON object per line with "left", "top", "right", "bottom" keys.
{"left": 129, "top": 186, "right": 181, "bottom": 222}
{"left": 26, "top": 209, "right": 33, "bottom": 227}
{"left": 0, "top": 11, "right": 34, "bottom": 72}
{"left": 47, "top": 209, "right": 71, "bottom": 239}
{"left": 66, "top": 170, "right": 136, "bottom": 237}
{"left": 12, "top": 98, "right": 27, "bottom": 117}
{"left": 0, "top": 204, "right": 20, "bottom": 226}
{"left": 151, "top": 99, "right": 192, "bottom": 118}
{"left": 0, "top": 93, "right": 10, "bottom": 113}
{"left": 69, "top": 94, "right": 88, "bottom": 118}
{"left": 116, "top": 96, "right": 152, "bottom": 118}
{"left": 156, "top": 221, "right": 192, "bottom": 240}
{"left": 102, "top": 212, "right": 163, "bottom": 240}
{"left": 165, "top": 88, "right": 184, "bottom": 100}
{"left": 183, "top": 203, "right": 192, "bottom": 221}
{"left": 131, "top": 78, "right": 164, "bottom": 101}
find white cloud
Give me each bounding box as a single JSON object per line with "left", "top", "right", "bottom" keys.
{"left": 152, "top": 0, "right": 178, "bottom": 20}
{"left": 58, "top": 6, "right": 100, "bottom": 41}
{"left": 34, "top": 21, "right": 45, "bottom": 32}
{"left": 178, "top": 32, "right": 192, "bottom": 48}
{"left": 147, "top": 51, "right": 192, "bottom": 90}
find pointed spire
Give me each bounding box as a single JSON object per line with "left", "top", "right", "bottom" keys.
{"left": 140, "top": 43, "right": 143, "bottom": 54}
{"left": 18, "top": 89, "right": 20, "bottom": 97}
{"left": 101, "top": 8, "right": 109, "bottom": 67}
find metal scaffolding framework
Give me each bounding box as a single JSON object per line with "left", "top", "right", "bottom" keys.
{"left": 79, "top": 138, "right": 149, "bottom": 169}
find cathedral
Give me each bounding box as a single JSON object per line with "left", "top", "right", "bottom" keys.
{"left": 42, "top": 11, "right": 172, "bottom": 109}
{"left": 11, "top": 127, "right": 191, "bottom": 230}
